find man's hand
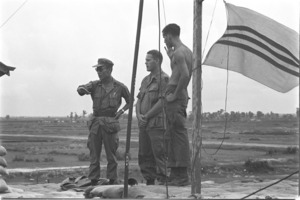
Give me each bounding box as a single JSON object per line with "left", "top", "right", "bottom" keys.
{"left": 164, "top": 46, "right": 174, "bottom": 59}
{"left": 78, "top": 86, "right": 91, "bottom": 95}
{"left": 138, "top": 114, "right": 148, "bottom": 128}
{"left": 166, "top": 93, "right": 176, "bottom": 102}
{"left": 115, "top": 110, "right": 124, "bottom": 120}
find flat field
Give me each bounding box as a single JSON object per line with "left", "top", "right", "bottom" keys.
{"left": 0, "top": 117, "right": 298, "bottom": 186}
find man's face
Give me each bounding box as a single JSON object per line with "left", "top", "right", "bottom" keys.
{"left": 95, "top": 65, "right": 111, "bottom": 80}
{"left": 163, "top": 33, "right": 172, "bottom": 48}
{"left": 145, "top": 54, "right": 158, "bottom": 72}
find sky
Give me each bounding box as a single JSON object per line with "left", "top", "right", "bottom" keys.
{"left": 0, "top": 0, "right": 299, "bottom": 117}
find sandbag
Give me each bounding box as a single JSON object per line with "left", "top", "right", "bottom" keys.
{"left": 0, "top": 156, "right": 7, "bottom": 168}
{"left": 0, "top": 178, "right": 9, "bottom": 193}
{"left": 0, "top": 146, "right": 7, "bottom": 156}
{"left": 90, "top": 185, "right": 167, "bottom": 199}
{"left": 127, "top": 186, "right": 166, "bottom": 199}
{"left": 101, "top": 186, "right": 124, "bottom": 198}
{"left": 0, "top": 166, "right": 9, "bottom": 176}
{"left": 90, "top": 185, "right": 123, "bottom": 198}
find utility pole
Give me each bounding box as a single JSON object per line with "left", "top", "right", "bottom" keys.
{"left": 191, "top": 0, "right": 203, "bottom": 195}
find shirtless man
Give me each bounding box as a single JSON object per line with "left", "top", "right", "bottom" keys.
{"left": 162, "top": 23, "right": 193, "bottom": 186}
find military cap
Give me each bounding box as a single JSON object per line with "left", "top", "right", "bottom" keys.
{"left": 92, "top": 58, "right": 114, "bottom": 68}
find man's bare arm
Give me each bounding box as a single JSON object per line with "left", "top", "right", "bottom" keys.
{"left": 172, "top": 52, "right": 190, "bottom": 98}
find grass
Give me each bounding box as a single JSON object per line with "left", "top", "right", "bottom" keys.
{"left": 244, "top": 159, "right": 274, "bottom": 173}
{"left": 284, "top": 147, "right": 298, "bottom": 154}
{"left": 1, "top": 117, "right": 298, "bottom": 184}
{"left": 77, "top": 153, "right": 90, "bottom": 161}
{"left": 12, "top": 155, "right": 55, "bottom": 163}
{"left": 116, "top": 149, "right": 131, "bottom": 161}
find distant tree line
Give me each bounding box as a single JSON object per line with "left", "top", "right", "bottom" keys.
{"left": 66, "top": 110, "right": 128, "bottom": 122}
{"left": 188, "top": 109, "right": 299, "bottom": 122}
{"left": 67, "top": 110, "right": 87, "bottom": 122}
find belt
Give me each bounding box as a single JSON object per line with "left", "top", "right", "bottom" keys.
{"left": 93, "top": 111, "right": 115, "bottom": 117}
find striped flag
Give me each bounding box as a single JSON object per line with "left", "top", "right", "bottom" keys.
{"left": 203, "top": 3, "right": 299, "bottom": 93}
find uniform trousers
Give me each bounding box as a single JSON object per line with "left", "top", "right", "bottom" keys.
{"left": 165, "top": 99, "right": 190, "bottom": 168}
{"left": 87, "top": 127, "right": 119, "bottom": 180}
{"left": 138, "top": 128, "right": 167, "bottom": 181}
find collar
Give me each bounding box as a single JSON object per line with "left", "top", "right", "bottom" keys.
{"left": 146, "top": 71, "right": 165, "bottom": 88}
{"left": 149, "top": 70, "right": 166, "bottom": 82}
{"left": 98, "top": 77, "right": 116, "bottom": 86}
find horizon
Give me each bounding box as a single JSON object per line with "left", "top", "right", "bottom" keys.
{"left": 1, "top": 109, "right": 298, "bottom": 118}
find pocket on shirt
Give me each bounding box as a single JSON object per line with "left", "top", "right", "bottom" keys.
{"left": 109, "top": 91, "right": 120, "bottom": 107}
{"left": 148, "top": 84, "right": 159, "bottom": 101}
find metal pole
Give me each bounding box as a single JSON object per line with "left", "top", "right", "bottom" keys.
{"left": 123, "top": 0, "right": 144, "bottom": 198}
{"left": 191, "top": 0, "right": 203, "bottom": 195}
{"left": 157, "top": 0, "right": 169, "bottom": 198}
{"left": 296, "top": 2, "right": 300, "bottom": 196}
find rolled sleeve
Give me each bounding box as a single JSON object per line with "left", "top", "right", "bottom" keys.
{"left": 77, "top": 81, "right": 95, "bottom": 95}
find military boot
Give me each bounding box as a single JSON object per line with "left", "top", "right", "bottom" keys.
{"left": 168, "top": 167, "right": 190, "bottom": 186}
{"left": 168, "top": 167, "right": 179, "bottom": 182}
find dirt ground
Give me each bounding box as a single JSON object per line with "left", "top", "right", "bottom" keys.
{"left": 0, "top": 117, "right": 299, "bottom": 198}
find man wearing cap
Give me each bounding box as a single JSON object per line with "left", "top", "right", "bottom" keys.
{"left": 77, "top": 58, "right": 130, "bottom": 185}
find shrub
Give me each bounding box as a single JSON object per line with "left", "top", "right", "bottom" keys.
{"left": 284, "top": 147, "right": 298, "bottom": 154}
{"left": 25, "top": 158, "right": 39, "bottom": 162}
{"left": 249, "top": 138, "right": 260, "bottom": 141}
{"left": 43, "top": 156, "right": 54, "bottom": 162}
{"left": 244, "top": 159, "right": 274, "bottom": 173}
{"left": 78, "top": 153, "right": 90, "bottom": 161}
{"left": 12, "top": 155, "right": 25, "bottom": 162}
{"left": 266, "top": 149, "right": 277, "bottom": 155}
{"left": 116, "top": 149, "right": 131, "bottom": 161}
{"left": 49, "top": 150, "right": 60, "bottom": 155}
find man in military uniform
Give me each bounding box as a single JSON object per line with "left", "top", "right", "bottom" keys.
{"left": 136, "top": 50, "right": 169, "bottom": 185}
{"left": 77, "top": 58, "right": 130, "bottom": 185}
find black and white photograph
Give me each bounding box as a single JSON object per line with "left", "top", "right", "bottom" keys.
{"left": 0, "top": 0, "right": 299, "bottom": 198}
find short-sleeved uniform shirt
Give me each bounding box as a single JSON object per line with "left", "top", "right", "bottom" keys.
{"left": 80, "top": 78, "right": 130, "bottom": 116}
{"left": 137, "top": 71, "right": 169, "bottom": 129}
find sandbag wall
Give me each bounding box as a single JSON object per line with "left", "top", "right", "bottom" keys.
{"left": 0, "top": 145, "right": 9, "bottom": 193}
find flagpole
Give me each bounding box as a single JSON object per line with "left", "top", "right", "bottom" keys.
{"left": 296, "top": 9, "right": 300, "bottom": 196}
{"left": 191, "top": 0, "right": 203, "bottom": 195}
{"left": 123, "top": 0, "right": 144, "bottom": 198}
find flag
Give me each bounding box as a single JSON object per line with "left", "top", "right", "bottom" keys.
{"left": 203, "top": 3, "right": 299, "bottom": 93}
{"left": 0, "top": 62, "right": 16, "bottom": 77}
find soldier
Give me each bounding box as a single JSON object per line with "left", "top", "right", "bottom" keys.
{"left": 136, "top": 50, "right": 169, "bottom": 185}
{"left": 77, "top": 58, "right": 130, "bottom": 185}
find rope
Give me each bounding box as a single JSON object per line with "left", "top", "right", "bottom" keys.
{"left": 0, "top": 0, "right": 29, "bottom": 29}
{"left": 161, "top": 0, "right": 167, "bottom": 25}
{"left": 192, "top": 0, "right": 218, "bottom": 72}
{"left": 241, "top": 171, "right": 299, "bottom": 199}
{"left": 157, "top": 0, "right": 161, "bottom": 52}
{"left": 200, "top": 0, "right": 229, "bottom": 156}
{"left": 201, "top": 0, "right": 219, "bottom": 63}
{"left": 202, "top": 50, "right": 229, "bottom": 156}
